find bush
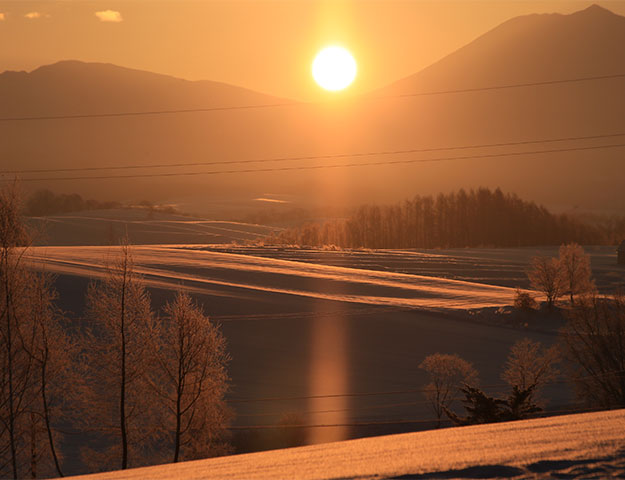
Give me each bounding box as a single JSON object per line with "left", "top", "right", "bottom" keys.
{"left": 513, "top": 288, "right": 537, "bottom": 310}
{"left": 444, "top": 384, "right": 541, "bottom": 426}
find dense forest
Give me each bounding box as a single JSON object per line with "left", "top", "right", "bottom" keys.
{"left": 271, "top": 188, "right": 625, "bottom": 248}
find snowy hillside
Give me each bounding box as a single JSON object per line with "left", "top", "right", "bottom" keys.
{"left": 66, "top": 409, "right": 625, "bottom": 479}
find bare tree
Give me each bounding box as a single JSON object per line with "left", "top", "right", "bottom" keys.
{"left": 558, "top": 243, "right": 594, "bottom": 305}
{"left": 527, "top": 256, "right": 565, "bottom": 309}
{"left": 419, "top": 353, "right": 478, "bottom": 427}
{"left": 149, "top": 291, "right": 231, "bottom": 463}
{"left": 561, "top": 293, "right": 625, "bottom": 407}
{"left": 501, "top": 338, "right": 559, "bottom": 404}
{"left": 0, "top": 182, "right": 37, "bottom": 479}
{"left": 24, "top": 270, "right": 76, "bottom": 478}
{"left": 84, "top": 242, "right": 157, "bottom": 470}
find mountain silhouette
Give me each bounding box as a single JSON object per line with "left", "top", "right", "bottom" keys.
{"left": 380, "top": 4, "right": 625, "bottom": 94}
{"left": 0, "top": 60, "right": 285, "bottom": 117}
{"left": 2, "top": 5, "right": 624, "bottom": 213}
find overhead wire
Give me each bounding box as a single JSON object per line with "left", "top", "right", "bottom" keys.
{"left": 2, "top": 131, "right": 625, "bottom": 175}
{"left": 4, "top": 142, "right": 625, "bottom": 182}
{"left": 229, "top": 369, "right": 625, "bottom": 404}
{"left": 229, "top": 404, "right": 625, "bottom": 430}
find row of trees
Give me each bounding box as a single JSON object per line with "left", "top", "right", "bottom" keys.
{"left": 271, "top": 188, "right": 622, "bottom": 249}
{"left": 1, "top": 185, "right": 231, "bottom": 479}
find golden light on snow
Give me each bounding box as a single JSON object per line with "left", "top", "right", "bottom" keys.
{"left": 312, "top": 46, "right": 357, "bottom": 91}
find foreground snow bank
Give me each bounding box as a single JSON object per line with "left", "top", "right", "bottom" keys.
{"left": 68, "top": 409, "right": 625, "bottom": 479}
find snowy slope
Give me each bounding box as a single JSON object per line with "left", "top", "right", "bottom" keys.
{"left": 26, "top": 209, "right": 278, "bottom": 246}
{"left": 25, "top": 245, "right": 519, "bottom": 310}
{"left": 66, "top": 409, "right": 625, "bottom": 479}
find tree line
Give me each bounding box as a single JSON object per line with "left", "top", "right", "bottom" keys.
{"left": 1, "top": 185, "right": 231, "bottom": 479}
{"left": 271, "top": 188, "right": 624, "bottom": 248}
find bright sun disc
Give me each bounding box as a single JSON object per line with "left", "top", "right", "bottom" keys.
{"left": 312, "top": 46, "right": 357, "bottom": 91}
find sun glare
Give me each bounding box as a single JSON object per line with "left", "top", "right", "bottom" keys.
{"left": 312, "top": 46, "right": 357, "bottom": 92}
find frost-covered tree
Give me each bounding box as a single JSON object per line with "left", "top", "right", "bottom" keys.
{"left": 1, "top": 183, "right": 74, "bottom": 479}
{"left": 527, "top": 256, "right": 565, "bottom": 309}
{"left": 149, "top": 291, "right": 230, "bottom": 463}
{"left": 419, "top": 353, "right": 478, "bottom": 427}
{"left": 501, "top": 338, "right": 559, "bottom": 404}
{"left": 21, "top": 270, "right": 77, "bottom": 478}
{"left": 0, "top": 183, "right": 33, "bottom": 479}
{"left": 83, "top": 242, "right": 158, "bottom": 470}
{"left": 558, "top": 243, "right": 594, "bottom": 305}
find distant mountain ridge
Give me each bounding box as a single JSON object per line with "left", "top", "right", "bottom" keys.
{"left": 0, "top": 60, "right": 285, "bottom": 117}
{"left": 378, "top": 4, "right": 625, "bottom": 94}
{"left": 2, "top": 4, "right": 625, "bottom": 214}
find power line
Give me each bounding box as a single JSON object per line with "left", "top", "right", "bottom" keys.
{"left": 56, "top": 404, "right": 625, "bottom": 434}
{"left": 229, "top": 404, "right": 625, "bottom": 430}
{"left": 228, "top": 419, "right": 440, "bottom": 430}
{"left": 1, "top": 72, "right": 624, "bottom": 123}
{"left": 3, "top": 131, "right": 625, "bottom": 175}
{"left": 6, "top": 142, "right": 625, "bottom": 182}
{"left": 237, "top": 400, "right": 434, "bottom": 418}
{"left": 231, "top": 381, "right": 535, "bottom": 404}
{"left": 229, "top": 369, "right": 625, "bottom": 404}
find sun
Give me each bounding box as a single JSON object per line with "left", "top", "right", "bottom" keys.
{"left": 312, "top": 46, "right": 357, "bottom": 92}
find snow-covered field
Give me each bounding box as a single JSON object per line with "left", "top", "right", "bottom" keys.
{"left": 26, "top": 209, "right": 279, "bottom": 245}
{"left": 200, "top": 244, "right": 625, "bottom": 291}
{"left": 67, "top": 409, "right": 625, "bottom": 479}
{"left": 24, "top": 244, "right": 586, "bottom": 444}
{"left": 23, "top": 242, "right": 625, "bottom": 476}
{"left": 26, "top": 244, "right": 521, "bottom": 311}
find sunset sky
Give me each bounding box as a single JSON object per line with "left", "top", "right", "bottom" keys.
{"left": 1, "top": 0, "right": 623, "bottom": 100}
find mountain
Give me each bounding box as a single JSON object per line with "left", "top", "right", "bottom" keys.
{"left": 2, "top": 5, "right": 625, "bottom": 214}
{"left": 0, "top": 60, "right": 285, "bottom": 117}
{"left": 381, "top": 4, "right": 625, "bottom": 93}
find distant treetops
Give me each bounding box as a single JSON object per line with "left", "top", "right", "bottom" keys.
{"left": 271, "top": 188, "right": 624, "bottom": 249}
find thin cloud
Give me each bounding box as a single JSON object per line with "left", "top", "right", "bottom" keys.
{"left": 24, "top": 12, "right": 42, "bottom": 19}
{"left": 95, "top": 10, "right": 122, "bottom": 23}
{"left": 0, "top": 13, "right": 5, "bottom": 21}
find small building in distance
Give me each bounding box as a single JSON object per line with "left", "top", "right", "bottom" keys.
{"left": 619, "top": 241, "right": 625, "bottom": 265}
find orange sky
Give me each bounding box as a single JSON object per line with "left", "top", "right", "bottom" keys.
{"left": 1, "top": 1, "right": 624, "bottom": 100}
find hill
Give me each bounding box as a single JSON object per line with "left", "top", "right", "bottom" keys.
{"left": 65, "top": 408, "right": 625, "bottom": 479}
{"left": 2, "top": 5, "right": 625, "bottom": 213}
